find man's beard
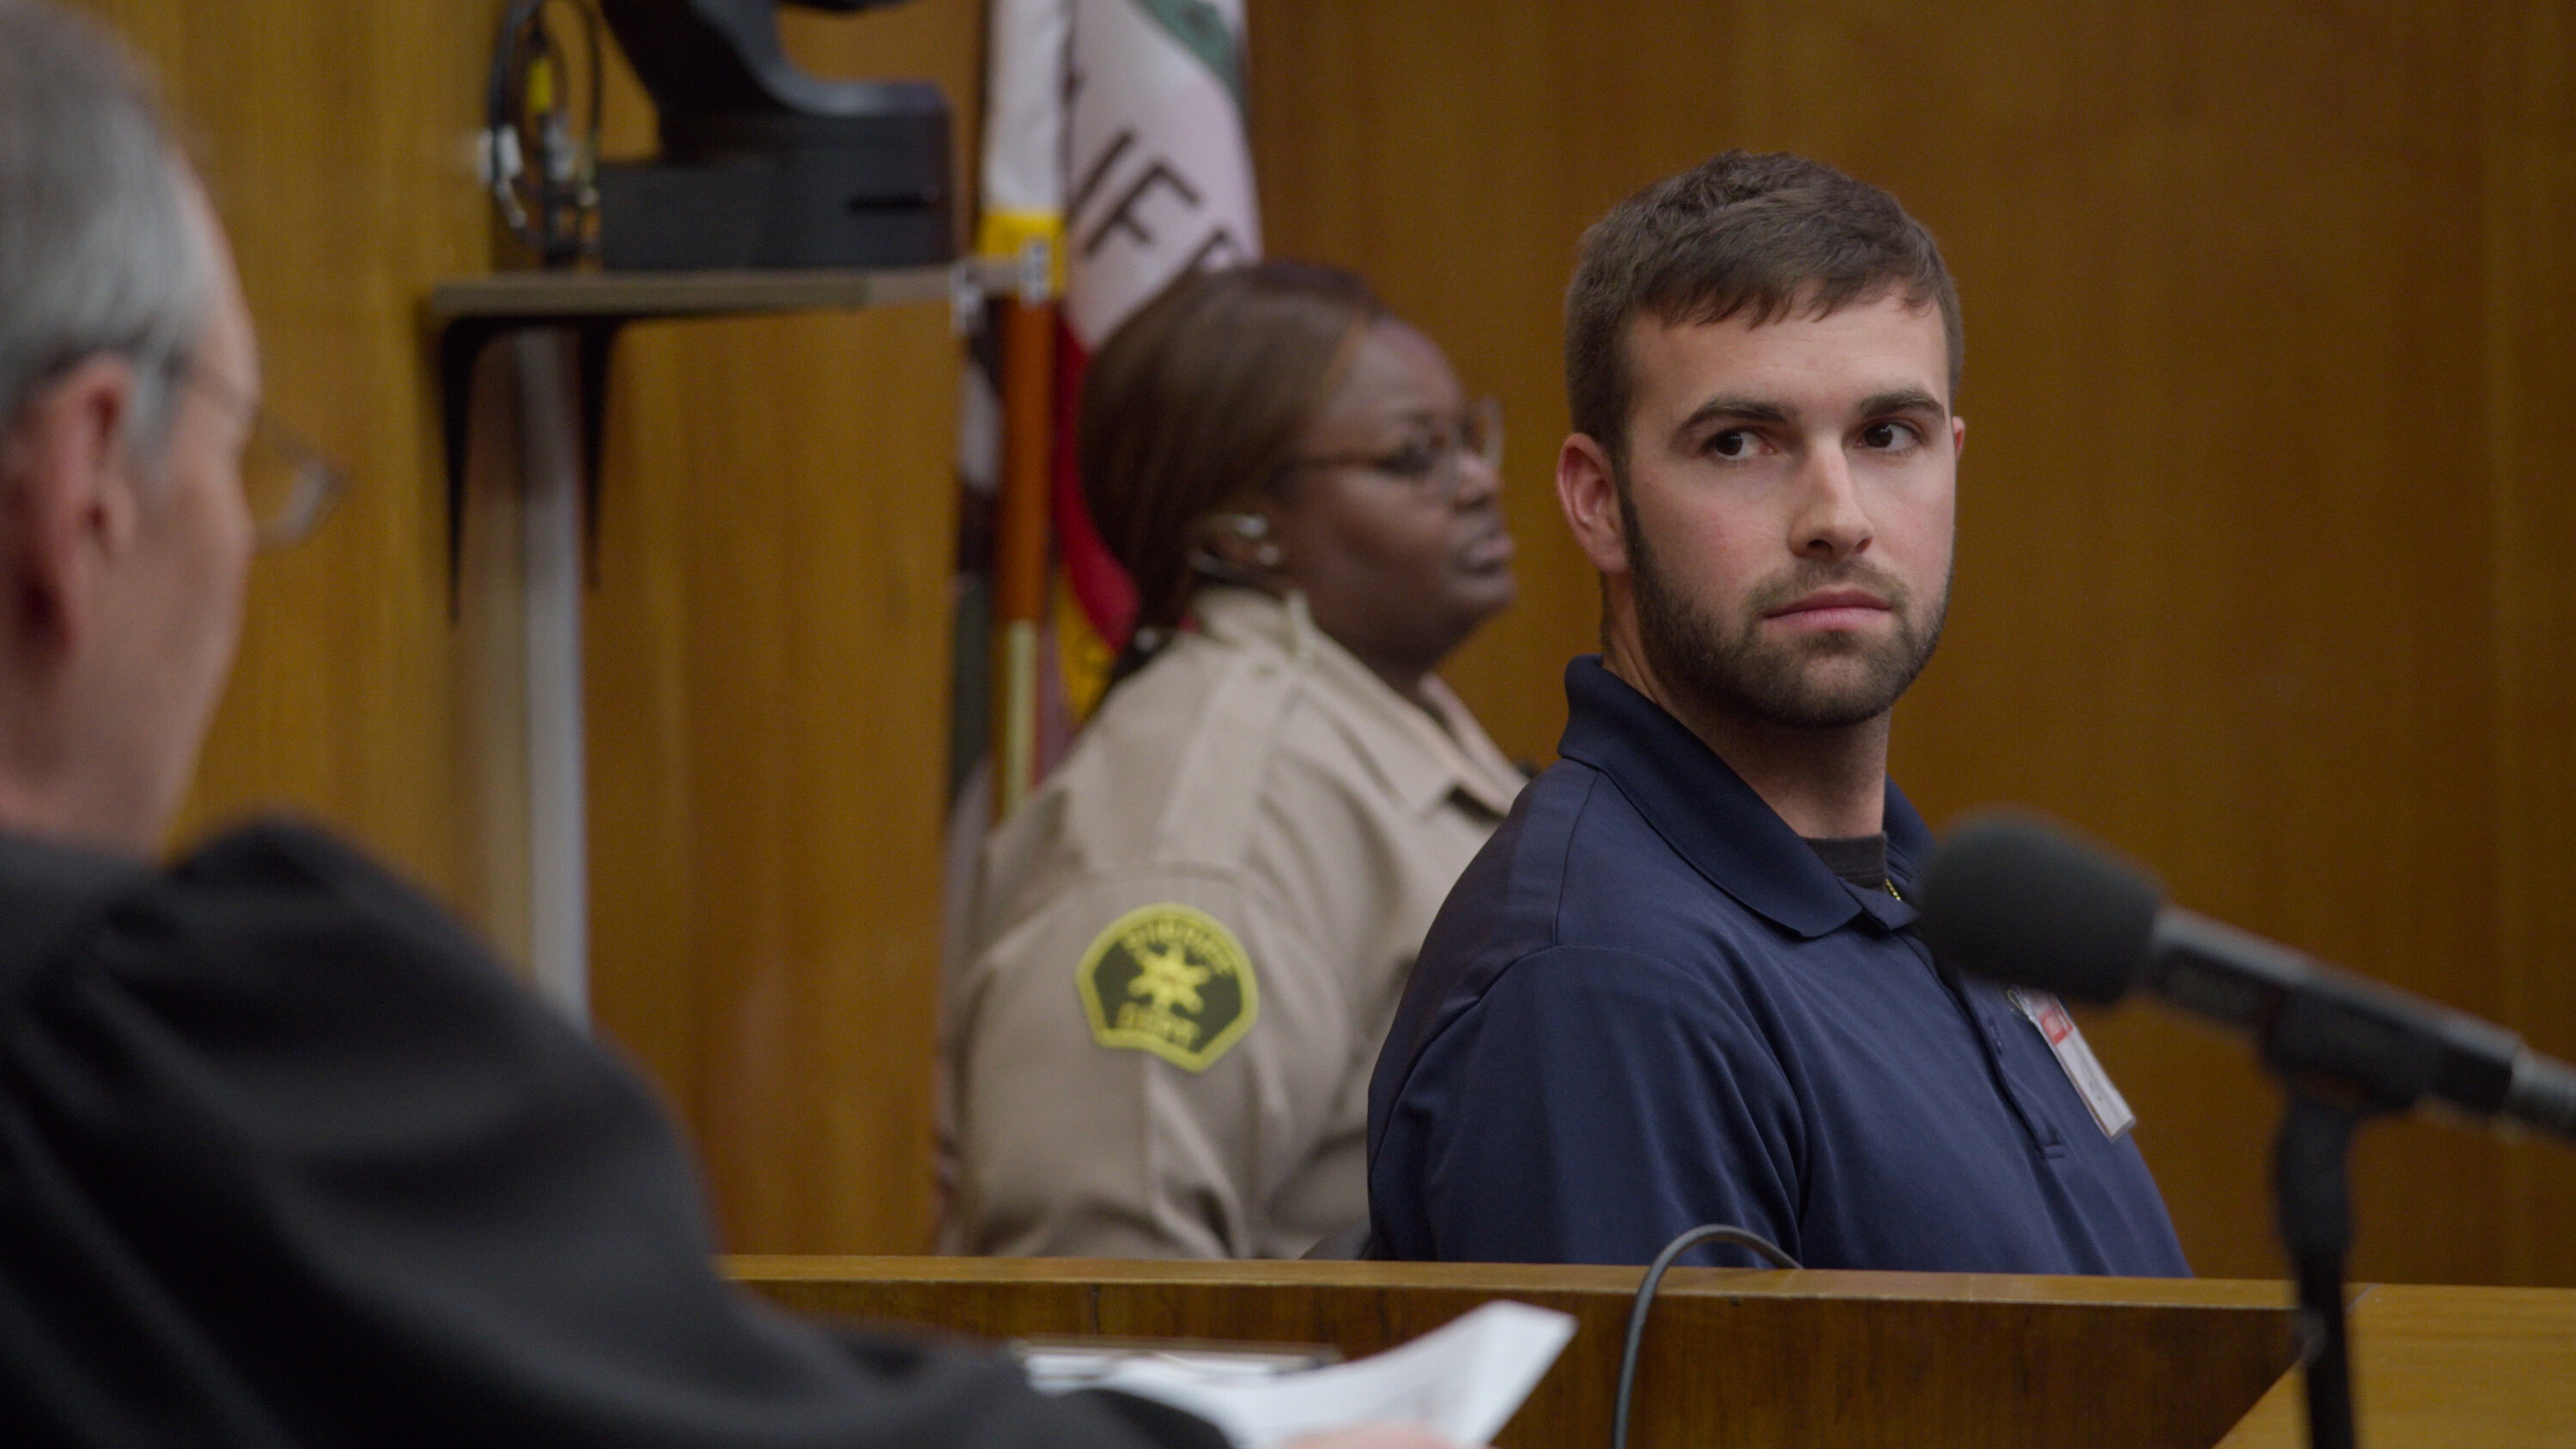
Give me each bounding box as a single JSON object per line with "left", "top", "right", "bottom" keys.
{"left": 1625, "top": 499, "right": 1947, "bottom": 731}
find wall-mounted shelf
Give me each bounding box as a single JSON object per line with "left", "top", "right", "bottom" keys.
{"left": 424, "top": 261, "right": 1007, "bottom": 597}
{"left": 421, "top": 258, "right": 1011, "bottom": 1023}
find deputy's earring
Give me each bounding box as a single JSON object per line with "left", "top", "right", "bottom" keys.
{"left": 1188, "top": 512, "right": 1282, "bottom": 580}
{"left": 1224, "top": 515, "right": 1283, "bottom": 570}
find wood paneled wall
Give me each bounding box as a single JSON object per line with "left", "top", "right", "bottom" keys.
{"left": 1246, "top": 0, "right": 2576, "bottom": 1284}
{"left": 81, "top": 0, "right": 983, "bottom": 1253}
{"left": 88, "top": 0, "right": 493, "bottom": 901}
{"left": 578, "top": 3, "right": 979, "bottom": 1255}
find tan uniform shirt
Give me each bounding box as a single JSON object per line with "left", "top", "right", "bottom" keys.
{"left": 950, "top": 587, "right": 1524, "bottom": 1258}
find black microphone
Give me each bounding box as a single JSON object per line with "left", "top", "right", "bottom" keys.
{"left": 1916, "top": 811, "right": 2576, "bottom": 1144}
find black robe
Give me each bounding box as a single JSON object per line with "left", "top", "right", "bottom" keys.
{"left": 0, "top": 822, "right": 1222, "bottom": 1449}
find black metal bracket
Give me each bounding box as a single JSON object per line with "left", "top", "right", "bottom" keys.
{"left": 434, "top": 312, "right": 627, "bottom": 615}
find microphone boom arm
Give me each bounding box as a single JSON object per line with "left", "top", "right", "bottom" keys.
{"left": 2153, "top": 909, "right": 2550, "bottom": 1127}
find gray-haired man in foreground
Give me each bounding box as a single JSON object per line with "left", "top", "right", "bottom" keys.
{"left": 0, "top": 3, "right": 1450, "bottom": 1445}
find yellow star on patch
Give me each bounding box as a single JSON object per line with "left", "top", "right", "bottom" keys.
{"left": 1127, "top": 940, "right": 1212, "bottom": 1016}
{"left": 1075, "top": 904, "right": 1259, "bottom": 1073}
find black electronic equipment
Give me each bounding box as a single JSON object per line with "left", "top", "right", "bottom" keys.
{"left": 593, "top": 0, "right": 951, "bottom": 270}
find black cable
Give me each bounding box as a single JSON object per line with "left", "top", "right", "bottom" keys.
{"left": 1611, "top": 1223, "right": 1799, "bottom": 1449}
{"left": 483, "top": 0, "right": 604, "bottom": 264}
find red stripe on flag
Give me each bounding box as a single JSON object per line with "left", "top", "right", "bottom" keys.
{"left": 1048, "top": 324, "right": 1139, "bottom": 650}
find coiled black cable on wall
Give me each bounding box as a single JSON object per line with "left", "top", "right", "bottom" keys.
{"left": 482, "top": 0, "right": 604, "bottom": 266}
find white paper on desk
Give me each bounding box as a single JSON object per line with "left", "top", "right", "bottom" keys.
{"left": 1033, "top": 1300, "right": 1577, "bottom": 1449}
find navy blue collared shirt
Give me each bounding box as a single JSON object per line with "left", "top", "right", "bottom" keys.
{"left": 1365, "top": 658, "right": 2189, "bottom": 1274}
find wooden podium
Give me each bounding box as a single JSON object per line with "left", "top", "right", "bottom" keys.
{"left": 730, "top": 1257, "right": 2301, "bottom": 1447}
{"left": 2213, "top": 1283, "right": 2576, "bottom": 1447}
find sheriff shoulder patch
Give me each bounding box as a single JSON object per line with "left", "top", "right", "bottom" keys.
{"left": 1075, "top": 903, "right": 1259, "bottom": 1073}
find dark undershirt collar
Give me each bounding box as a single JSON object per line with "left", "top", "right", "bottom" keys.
{"left": 1802, "top": 833, "right": 1891, "bottom": 892}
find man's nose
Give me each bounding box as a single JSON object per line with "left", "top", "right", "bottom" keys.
{"left": 1790, "top": 447, "right": 1873, "bottom": 560}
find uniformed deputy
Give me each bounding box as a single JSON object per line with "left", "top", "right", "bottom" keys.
{"left": 951, "top": 264, "right": 1525, "bottom": 1258}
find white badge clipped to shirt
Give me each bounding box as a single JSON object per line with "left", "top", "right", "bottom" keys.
{"left": 2007, "top": 987, "right": 2137, "bottom": 1140}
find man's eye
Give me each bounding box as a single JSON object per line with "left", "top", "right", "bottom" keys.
{"left": 1707, "top": 429, "right": 1759, "bottom": 459}
{"left": 1860, "top": 421, "right": 1921, "bottom": 451}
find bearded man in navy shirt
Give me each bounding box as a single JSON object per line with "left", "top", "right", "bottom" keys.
{"left": 1365, "top": 151, "right": 2189, "bottom": 1275}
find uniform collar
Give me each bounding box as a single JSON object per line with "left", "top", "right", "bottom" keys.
{"left": 1192, "top": 587, "right": 1522, "bottom": 818}
{"left": 1556, "top": 656, "right": 1932, "bottom": 940}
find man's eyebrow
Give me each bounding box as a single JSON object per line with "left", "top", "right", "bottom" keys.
{"left": 1856, "top": 387, "right": 1947, "bottom": 418}
{"left": 1674, "top": 394, "right": 1794, "bottom": 437}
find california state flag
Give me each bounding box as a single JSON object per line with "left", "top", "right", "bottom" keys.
{"left": 978, "top": 0, "right": 1261, "bottom": 767}
{"left": 1056, "top": 1, "right": 1261, "bottom": 341}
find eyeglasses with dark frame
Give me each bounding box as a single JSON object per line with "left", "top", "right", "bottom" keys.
{"left": 1281, "top": 396, "right": 1504, "bottom": 504}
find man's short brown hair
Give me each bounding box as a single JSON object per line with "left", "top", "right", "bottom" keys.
{"left": 1565, "top": 150, "right": 1961, "bottom": 469}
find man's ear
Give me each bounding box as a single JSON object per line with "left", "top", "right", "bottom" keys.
{"left": 0, "top": 356, "right": 143, "bottom": 656}
{"left": 1555, "top": 432, "right": 1630, "bottom": 575}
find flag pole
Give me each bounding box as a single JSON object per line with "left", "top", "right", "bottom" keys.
{"left": 991, "top": 233, "right": 1059, "bottom": 818}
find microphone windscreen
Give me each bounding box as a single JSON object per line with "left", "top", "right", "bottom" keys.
{"left": 1915, "top": 812, "right": 2163, "bottom": 1004}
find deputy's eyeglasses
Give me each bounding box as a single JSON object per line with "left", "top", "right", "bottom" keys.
{"left": 1284, "top": 397, "right": 1504, "bottom": 504}
{"left": 175, "top": 366, "right": 349, "bottom": 551}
